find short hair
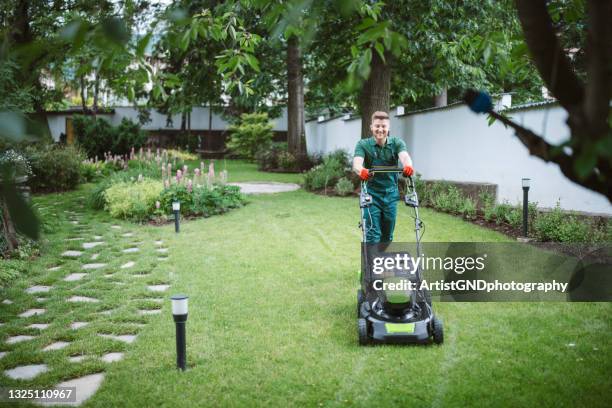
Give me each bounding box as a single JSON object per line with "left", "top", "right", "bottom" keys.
{"left": 371, "top": 111, "right": 390, "bottom": 122}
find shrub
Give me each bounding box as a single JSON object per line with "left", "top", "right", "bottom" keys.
{"left": 104, "top": 179, "right": 163, "bottom": 222}
{"left": 255, "top": 142, "right": 287, "bottom": 171}
{"left": 278, "top": 151, "right": 297, "bottom": 171}
{"left": 432, "top": 185, "right": 463, "bottom": 214}
{"left": 167, "top": 149, "right": 198, "bottom": 161}
{"left": 335, "top": 177, "right": 355, "bottom": 196}
{"left": 505, "top": 207, "right": 522, "bottom": 228}
{"left": 113, "top": 118, "right": 148, "bottom": 155}
{"left": 534, "top": 203, "right": 591, "bottom": 242}
{"left": 493, "top": 201, "right": 514, "bottom": 225}
{"left": 303, "top": 150, "right": 349, "bottom": 191}
{"left": 227, "top": 112, "right": 274, "bottom": 160}
{"left": 73, "top": 115, "right": 146, "bottom": 158}
{"left": 159, "top": 183, "right": 245, "bottom": 217}
{"left": 461, "top": 197, "right": 477, "bottom": 219}
{"left": 73, "top": 115, "right": 115, "bottom": 159}
{"left": 24, "top": 144, "right": 84, "bottom": 192}
{"left": 0, "top": 149, "right": 32, "bottom": 179}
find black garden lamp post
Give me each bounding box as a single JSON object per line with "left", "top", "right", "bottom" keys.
{"left": 172, "top": 201, "right": 180, "bottom": 233}
{"left": 522, "top": 178, "right": 531, "bottom": 238}
{"left": 171, "top": 294, "right": 188, "bottom": 371}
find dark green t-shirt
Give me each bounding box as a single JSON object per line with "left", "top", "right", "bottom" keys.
{"left": 354, "top": 136, "right": 407, "bottom": 193}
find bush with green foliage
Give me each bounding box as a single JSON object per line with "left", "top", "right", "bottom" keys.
{"left": 303, "top": 150, "right": 349, "bottom": 191}
{"left": 104, "top": 179, "right": 163, "bottom": 222}
{"left": 73, "top": 115, "right": 146, "bottom": 159}
{"left": 24, "top": 144, "right": 84, "bottom": 192}
{"left": 158, "top": 183, "right": 246, "bottom": 218}
{"left": 461, "top": 197, "right": 477, "bottom": 219}
{"left": 533, "top": 203, "right": 590, "bottom": 242}
{"left": 255, "top": 142, "right": 287, "bottom": 171}
{"left": 335, "top": 177, "right": 355, "bottom": 196}
{"left": 227, "top": 112, "right": 273, "bottom": 160}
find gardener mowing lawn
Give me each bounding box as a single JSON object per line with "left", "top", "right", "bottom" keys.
{"left": 353, "top": 111, "right": 414, "bottom": 243}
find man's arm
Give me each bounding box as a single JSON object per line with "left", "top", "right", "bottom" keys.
{"left": 353, "top": 156, "right": 365, "bottom": 176}
{"left": 398, "top": 151, "right": 413, "bottom": 168}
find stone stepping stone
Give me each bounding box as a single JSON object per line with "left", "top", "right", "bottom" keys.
{"left": 157, "top": 257, "right": 168, "bottom": 261}
{"left": 68, "top": 355, "right": 88, "bottom": 363}
{"left": 4, "top": 364, "right": 48, "bottom": 380}
{"left": 2, "top": 299, "right": 13, "bottom": 304}
{"left": 68, "top": 296, "right": 100, "bottom": 303}
{"left": 132, "top": 273, "right": 149, "bottom": 278}
{"left": 36, "top": 297, "right": 48, "bottom": 302}
{"left": 62, "top": 250, "right": 83, "bottom": 257}
{"left": 27, "top": 323, "right": 50, "bottom": 330}
{"left": 0, "top": 351, "right": 7, "bottom": 359}
{"left": 19, "top": 308, "right": 46, "bottom": 318}
{"left": 64, "top": 273, "right": 86, "bottom": 282}
{"left": 122, "top": 232, "right": 134, "bottom": 237}
{"left": 82, "top": 263, "right": 106, "bottom": 270}
{"left": 93, "top": 235, "right": 103, "bottom": 240}
{"left": 147, "top": 285, "right": 170, "bottom": 292}
{"left": 154, "top": 240, "right": 163, "bottom": 246}
{"left": 156, "top": 248, "right": 169, "bottom": 253}
{"left": 103, "top": 274, "right": 115, "bottom": 278}
{"left": 101, "top": 352, "right": 124, "bottom": 363}
{"left": 98, "top": 309, "right": 115, "bottom": 316}
{"left": 111, "top": 225, "right": 122, "bottom": 229}
{"left": 82, "top": 242, "right": 104, "bottom": 249}
{"left": 138, "top": 309, "right": 161, "bottom": 315}
{"left": 6, "top": 335, "right": 37, "bottom": 344}
{"left": 43, "top": 341, "right": 70, "bottom": 351}
{"left": 25, "top": 285, "right": 53, "bottom": 294}
{"left": 47, "top": 266, "right": 62, "bottom": 271}
{"left": 49, "top": 373, "right": 105, "bottom": 405}
{"left": 121, "top": 261, "right": 135, "bottom": 269}
{"left": 66, "top": 237, "right": 84, "bottom": 241}
{"left": 70, "top": 220, "right": 79, "bottom": 224}
{"left": 98, "top": 334, "right": 137, "bottom": 344}
{"left": 70, "top": 322, "right": 89, "bottom": 330}
{"left": 122, "top": 247, "right": 139, "bottom": 253}
{"left": 91, "top": 253, "right": 100, "bottom": 260}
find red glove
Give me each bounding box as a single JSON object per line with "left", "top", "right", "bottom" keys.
{"left": 403, "top": 165, "right": 414, "bottom": 177}
{"left": 359, "top": 168, "right": 371, "bottom": 181}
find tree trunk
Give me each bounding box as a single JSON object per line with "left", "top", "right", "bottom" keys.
{"left": 434, "top": 88, "right": 448, "bottom": 107}
{"left": 1, "top": 200, "right": 19, "bottom": 253}
{"left": 359, "top": 50, "right": 392, "bottom": 139}
{"left": 80, "top": 78, "right": 88, "bottom": 113}
{"left": 92, "top": 71, "right": 100, "bottom": 116}
{"left": 287, "top": 35, "right": 306, "bottom": 157}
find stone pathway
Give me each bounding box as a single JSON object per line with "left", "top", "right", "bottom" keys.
{"left": 0, "top": 196, "right": 173, "bottom": 406}
{"left": 228, "top": 181, "right": 300, "bottom": 194}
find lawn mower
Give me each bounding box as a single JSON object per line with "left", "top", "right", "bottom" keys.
{"left": 357, "top": 166, "right": 444, "bottom": 345}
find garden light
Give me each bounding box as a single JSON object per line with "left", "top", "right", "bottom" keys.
{"left": 170, "top": 294, "right": 188, "bottom": 371}
{"left": 172, "top": 201, "right": 180, "bottom": 233}
{"left": 522, "top": 178, "right": 531, "bottom": 238}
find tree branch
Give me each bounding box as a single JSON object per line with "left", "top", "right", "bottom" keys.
{"left": 584, "top": 0, "right": 612, "bottom": 139}
{"left": 490, "top": 111, "right": 611, "bottom": 202}
{"left": 514, "top": 0, "right": 585, "bottom": 115}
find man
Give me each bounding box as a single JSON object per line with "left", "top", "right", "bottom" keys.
{"left": 353, "top": 111, "right": 414, "bottom": 243}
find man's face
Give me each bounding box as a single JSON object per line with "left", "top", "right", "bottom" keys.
{"left": 370, "top": 118, "right": 390, "bottom": 144}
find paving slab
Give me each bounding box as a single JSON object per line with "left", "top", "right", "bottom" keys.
{"left": 82, "top": 263, "right": 106, "bottom": 270}
{"left": 68, "top": 355, "right": 87, "bottom": 363}
{"left": 43, "top": 341, "right": 70, "bottom": 351}
{"left": 147, "top": 285, "right": 170, "bottom": 292}
{"left": 6, "top": 335, "right": 37, "bottom": 344}
{"left": 70, "top": 322, "right": 89, "bottom": 330}
{"left": 228, "top": 181, "right": 300, "bottom": 194}
{"left": 64, "top": 273, "right": 86, "bottom": 282}
{"left": 156, "top": 248, "right": 168, "bottom": 253}
{"left": 62, "top": 251, "right": 83, "bottom": 257}
{"left": 48, "top": 266, "right": 62, "bottom": 271}
{"left": 67, "top": 296, "right": 100, "bottom": 303}
{"left": 82, "top": 242, "right": 104, "bottom": 249}
{"left": 4, "top": 364, "right": 48, "bottom": 380}
{"left": 138, "top": 309, "right": 161, "bottom": 315}
{"left": 25, "top": 285, "right": 53, "bottom": 294}
{"left": 100, "top": 352, "right": 124, "bottom": 363}
{"left": 27, "top": 323, "right": 50, "bottom": 330}
{"left": 122, "top": 248, "right": 139, "bottom": 253}
{"left": 40, "top": 373, "right": 105, "bottom": 406}
{"left": 120, "top": 261, "right": 135, "bottom": 269}
{"left": 19, "top": 308, "right": 46, "bottom": 318}
{"left": 2, "top": 299, "right": 13, "bottom": 304}
{"left": 98, "top": 334, "right": 137, "bottom": 344}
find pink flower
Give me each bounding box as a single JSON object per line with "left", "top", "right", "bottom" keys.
{"left": 208, "top": 162, "right": 215, "bottom": 179}
{"left": 177, "top": 169, "right": 182, "bottom": 179}
{"left": 187, "top": 179, "right": 193, "bottom": 193}
{"left": 194, "top": 168, "right": 200, "bottom": 176}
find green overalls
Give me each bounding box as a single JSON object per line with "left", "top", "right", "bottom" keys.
{"left": 354, "top": 136, "right": 407, "bottom": 243}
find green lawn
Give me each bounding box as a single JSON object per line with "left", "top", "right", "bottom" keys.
{"left": 0, "top": 163, "right": 610, "bottom": 407}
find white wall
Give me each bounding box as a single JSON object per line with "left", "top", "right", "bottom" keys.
{"left": 46, "top": 107, "right": 288, "bottom": 140}
{"left": 305, "top": 104, "right": 612, "bottom": 215}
